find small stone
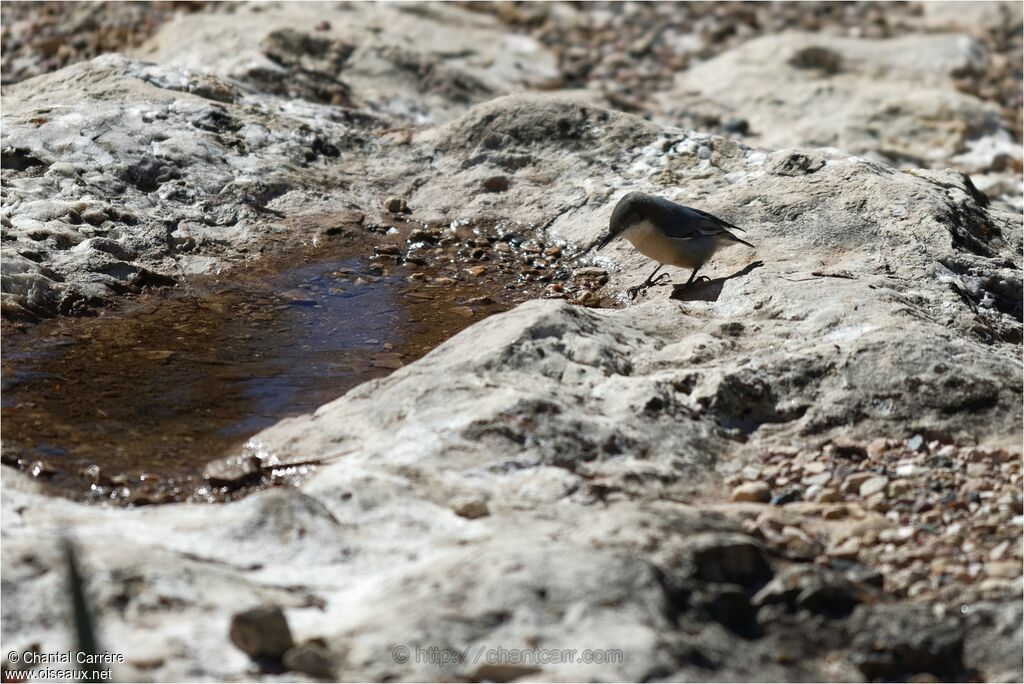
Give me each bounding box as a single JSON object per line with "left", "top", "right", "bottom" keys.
{"left": 464, "top": 266, "right": 486, "bottom": 277}
{"left": 575, "top": 291, "right": 601, "bottom": 307}
{"left": 433, "top": 276, "right": 457, "bottom": 286}
{"left": 803, "top": 461, "right": 826, "bottom": 475}
{"left": 829, "top": 537, "right": 862, "bottom": 560}
{"left": 985, "top": 561, "right": 1020, "bottom": 578}
{"left": 230, "top": 605, "right": 294, "bottom": 658}
{"left": 866, "top": 438, "right": 889, "bottom": 459}
{"left": 771, "top": 489, "right": 802, "bottom": 506}
{"left": 906, "top": 434, "right": 926, "bottom": 452}
{"left": 283, "top": 643, "right": 335, "bottom": 679}
{"left": 79, "top": 464, "right": 106, "bottom": 484}
{"left": 203, "top": 455, "right": 262, "bottom": 488}
{"left": 573, "top": 267, "right": 608, "bottom": 279}
{"left": 731, "top": 481, "right": 771, "bottom": 503}
{"left": 543, "top": 246, "right": 562, "bottom": 258}
{"left": 80, "top": 207, "right": 108, "bottom": 226}
{"left": 822, "top": 505, "right": 847, "bottom": 520}
{"left": 781, "top": 526, "right": 821, "bottom": 560}
{"left": 859, "top": 476, "right": 889, "bottom": 498}
{"left": 815, "top": 487, "right": 843, "bottom": 503}
{"left": 385, "top": 197, "right": 410, "bottom": 213}
{"left": 452, "top": 496, "right": 489, "bottom": 519}
{"left": 722, "top": 117, "right": 749, "bottom": 135}
{"left": 966, "top": 463, "right": 988, "bottom": 477}
{"left": 493, "top": 242, "right": 511, "bottom": 254}
{"left": 832, "top": 442, "right": 869, "bottom": 461}
{"left": 29, "top": 461, "right": 56, "bottom": 478}
{"left": 481, "top": 176, "right": 510, "bottom": 193}
{"left": 842, "top": 472, "right": 873, "bottom": 494}
{"left": 451, "top": 306, "right": 475, "bottom": 319}
{"left": 407, "top": 228, "right": 439, "bottom": 243}
{"left": 804, "top": 472, "right": 832, "bottom": 487}
{"left": 989, "top": 540, "right": 1010, "bottom": 560}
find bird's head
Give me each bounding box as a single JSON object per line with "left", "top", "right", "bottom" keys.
{"left": 598, "top": 191, "right": 649, "bottom": 250}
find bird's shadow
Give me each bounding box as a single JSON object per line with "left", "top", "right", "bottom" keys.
{"left": 671, "top": 260, "right": 764, "bottom": 302}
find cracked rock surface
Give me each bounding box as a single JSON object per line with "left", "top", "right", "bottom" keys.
{"left": 2, "top": 2, "right": 1022, "bottom": 682}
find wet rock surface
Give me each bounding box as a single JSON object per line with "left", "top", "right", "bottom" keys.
{"left": 2, "top": 2, "right": 1022, "bottom": 683}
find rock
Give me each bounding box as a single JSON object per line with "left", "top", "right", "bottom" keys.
{"left": 451, "top": 496, "right": 489, "bottom": 519}
{"left": 655, "top": 32, "right": 1020, "bottom": 209}
{"left": 815, "top": 487, "right": 843, "bottom": 503}
{"left": 822, "top": 505, "right": 847, "bottom": 520}
{"left": 842, "top": 473, "right": 874, "bottom": 494}
{"left": 770, "top": 490, "right": 802, "bottom": 506}
{"left": 283, "top": 642, "right": 335, "bottom": 679}
{"left": 385, "top": 197, "right": 410, "bottom": 214}
{"left": 907, "top": 434, "right": 926, "bottom": 452}
{"left": 28, "top": 461, "right": 56, "bottom": 478}
{"left": 753, "top": 565, "right": 860, "bottom": 617}
{"left": 681, "top": 533, "right": 772, "bottom": 586}
{"left": 2, "top": 28, "right": 1022, "bottom": 682}
{"left": 203, "top": 455, "right": 262, "bottom": 488}
{"left": 731, "top": 481, "right": 771, "bottom": 503}
{"left": 481, "top": 175, "right": 511, "bottom": 193}
{"left": 850, "top": 605, "right": 964, "bottom": 680}
{"left": 135, "top": 3, "right": 560, "bottom": 124}
{"left": 859, "top": 476, "right": 889, "bottom": 498}
{"left": 229, "top": 605, "right": 294, "bottom": 658}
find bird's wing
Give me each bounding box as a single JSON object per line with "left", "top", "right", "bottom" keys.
{"left": 655, "top": 204, "right": 754, "bottom": 247}
{"left": 687, "top": 206, "right": 746, "bottom": 232}
{"left": 655, "top": 205, "right": 737, "bottom": 239}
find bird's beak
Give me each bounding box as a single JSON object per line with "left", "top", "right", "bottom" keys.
{"left": 596, "top": 232, "right": 616, "bottom": 251}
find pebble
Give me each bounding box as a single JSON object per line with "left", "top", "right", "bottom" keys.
{"left": 815, "top": 487, "right": 843, "bottom": 503}
{"left": 283, "top": 643, "right": 335, "bottom": 679}
{"left": 30, "top": 460, "right": 56, "bottom": 478}
{"left": 203, "top": 454, "right": 262, "bottom": 488}
{"left": 822, "top": 505, "right": 847, "bottom": 520}
{"left": 452, "top": 496, "right": 490, "bottom": 519}
{"left": 229, "top": 605, "right": 294, "bottom": 658}
{"left": 481, "top": 175, "right": 511, "bottom": 193}
{"left": 384, "top": 197, "right": 410, "bottom": 214}
{"left": 731, "top": 481, "right": 771, "bottom": 503}
{"left": 842, "top": 472, "right": 873, "bottom": 493}
{"left": 856, "top": 475, "right": 888, "bottom": 497}
{"left": 726, "top": 437, "right": 1020, "bottom": 605}
{"left": 770, "top": 489, "right": 801, "bottom": 506}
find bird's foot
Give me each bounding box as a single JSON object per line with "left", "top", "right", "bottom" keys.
{"left": 651, "top": 273, "right": 671, "bottom": 286}
{"left": 673, "top": 275, "right": 712, "bottom": 293}
{"left": 626, "top": 284, "right": 649, "bottom": 300}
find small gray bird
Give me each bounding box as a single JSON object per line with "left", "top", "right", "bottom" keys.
{"left": 596, "top": 191, "right": 754, "bottom": 298}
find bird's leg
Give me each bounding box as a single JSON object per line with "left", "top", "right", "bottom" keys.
{"left": 627, "top": 263, "right": 667, "bottom": 299}
{"left": 676, "top": 266, "right": 702, "bottom": 291}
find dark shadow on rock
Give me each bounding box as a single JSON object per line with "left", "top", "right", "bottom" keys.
{"left": 671, "top": 260, "right": 765, "bottom": 303}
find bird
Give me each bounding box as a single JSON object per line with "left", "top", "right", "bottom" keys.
{"left": 595, "top": 191, "right": 754, "bottom": 299}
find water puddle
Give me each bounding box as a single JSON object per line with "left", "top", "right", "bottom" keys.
{"left": 2, "top": 218, "right": 613, "bottom": 504}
